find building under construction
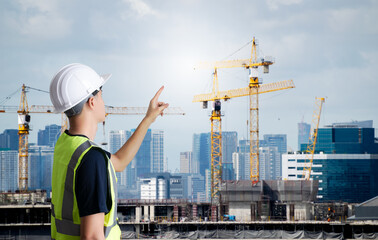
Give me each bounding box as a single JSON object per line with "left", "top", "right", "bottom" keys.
{"left": 219, "top": 180, "right": 319, "bottom": 221}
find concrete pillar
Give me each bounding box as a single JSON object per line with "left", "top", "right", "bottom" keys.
{"left": 181, "top": 205, "right": 186, "bottom": 218}
{"left": 144, "top": 205, "right": 149, "bottom": 221}
{"left": 136, "top": 206, "right": 142, "bottom": 222}
{"left": 150, "top": 205, "right": 155, "bottom": 222}
{"left": 192, "top": 204, "right": 198, "bottom": 220}
{"left": 251, "top": 203, "right": 257, "bottom": 221}
{"left": 173, "top": 205, "right": 179, "bottom": 222}
{"left": 211, "top": 205, "right": 217, "bottom": 222}
{"left": 287, "top": 203, "right": 294, "bottom": 221}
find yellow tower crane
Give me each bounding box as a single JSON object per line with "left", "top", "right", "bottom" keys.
{"left": 0, "top": 84, "right": 185, "bottom": 192}
{"left": 194, "top": 37, "right": 295, "bottom": 200}
{"left": 302, "top": 97, "right": 325, "bottom": 180}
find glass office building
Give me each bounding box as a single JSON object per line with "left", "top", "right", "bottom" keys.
{"left": 284, "top": 122, "right": 378, "bottom": 203}
{"left": 300, "top": 126, "right": 378, "bottom": 154}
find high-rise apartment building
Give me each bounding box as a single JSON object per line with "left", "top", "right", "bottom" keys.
{"left": 222, "top": 132, "right": 238, "bottom": 162}
{"left": 180, "top": 151, "right": 192, "bottom": 173}
{"left": 261, "top": 134, "right": 287, "bottom": 154}
{"left": 232, "top": 152, "right": 241, "bottom": 180}
{"left": 151, "top": 130, "right": 164, "bottom": 173}
{"left": 233, "top": 139, "right": 250, "bottom": 180}
{"left": 109, "top": 130, "right": 130, "bottom": 154}
{"left": 132, "top": 129, "right": 152, "bottom": 181}
{"left": 28, "top": 145, "right": 54, "bottom": 194}
{"left": 298, "top": 122, "right": 311, "bottom": 151}
{"left": 0, "top": 150, "right": 18, "bottom": 191}
{"left": 0, "top": 129, "right": 18, "bottom": 151}
{"left": 222, "top": 131, "right": 238, "bottom": 180}
{"left": 283, "top": 122, "right": 378, "bottom": 203}
{"left": 259, "top": 134, "right": 287, "bottom": 180}
{"left": 109, "top": 130, "right": 132, "bottom": 198}
{"left": 259, "top": 146, "right": 280, "bottom": 180}
{"left": 38, "top": 124, "right": 61, "bottom": 147}
{"left": 205, "top": 169, "right": 211, "bottom": 202}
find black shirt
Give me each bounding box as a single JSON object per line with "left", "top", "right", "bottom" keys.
{"left": 66, "top": 130, "right": 112, "bottom": 217}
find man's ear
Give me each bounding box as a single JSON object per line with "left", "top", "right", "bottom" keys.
{"left": 87, "top": 97, "right": 95, "bottom": 110}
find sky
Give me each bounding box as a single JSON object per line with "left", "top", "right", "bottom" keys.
{"left": 0, "top": 0, "right": 377, "bottom": 172}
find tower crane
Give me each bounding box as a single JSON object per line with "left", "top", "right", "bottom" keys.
{"left": 302, "top": 97, "right": 325, "bottom": 180}
{"left": 0, "top": 84, "right": 185, "bottom": 192}
{"left": 193, "top": 37, "right": 295, "bottom": 202}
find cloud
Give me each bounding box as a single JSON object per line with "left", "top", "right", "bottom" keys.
{"left": 6, "top": 0, "right": 72, "bottom": 40}
{"left": 266, "top": 0, "right": 303, "bottom": 10}
{"left": 122, "top": 0, "right": 160, "bottom": 19}
{"left": 327, "top": 6, "right": 378, "bottom": 35}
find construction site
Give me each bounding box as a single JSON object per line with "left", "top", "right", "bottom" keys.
{"left": 0, "top": 37, "right": 378, "bottom": 239}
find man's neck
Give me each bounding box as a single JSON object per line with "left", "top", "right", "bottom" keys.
{"left": 68, "top": 116, "right": 97, "bottom": 141}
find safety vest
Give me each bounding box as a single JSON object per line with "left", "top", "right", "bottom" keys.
{"left": 51, "top": 132, "right": 121, "bottom": 239}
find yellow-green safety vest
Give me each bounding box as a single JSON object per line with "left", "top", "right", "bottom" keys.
{"left": 51, "top": 132, "right": 121, "bottom": 239}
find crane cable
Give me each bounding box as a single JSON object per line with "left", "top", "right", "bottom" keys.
{"left": 0, "top": 87, "right": 22, "bottom": 106}
{"left": 0, "top": 85, "right": 49, "bottom": 106}
{"left": 25, "top": 86, "right": 49, "bottom": 94}
{"left": 221, "top": 39, "right": 254, "bottom": 61}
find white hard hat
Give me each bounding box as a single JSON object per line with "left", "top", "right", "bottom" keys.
{"left": 49, "top": 63, "right": 111, "bottom": 114}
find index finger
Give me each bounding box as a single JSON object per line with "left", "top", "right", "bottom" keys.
{"left": 153, "top": 86, "right": 164, "bottom": 101}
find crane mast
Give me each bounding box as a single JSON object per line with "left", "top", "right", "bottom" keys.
{"left": 18, "top": 84, "right": 30, "bottom": 192}
{"left": 249, "top": 67, "right": 260, "bottom": 184}
{"left": 302, "top": 97, "right": 325, "bottom": 180}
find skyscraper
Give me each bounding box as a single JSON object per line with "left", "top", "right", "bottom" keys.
{"left": 109, "top": 130, "right": 132, "bottom": 198}
{"left": 298, "top": 122, "right": 311, "bottom": 151}
{"left": 234, "top": 139, "right": 250, "bottom": 180}
{"left": 38, "top": 124, "right": 61, "bottom": 147}
{"left": 0, "top": 150, "right": 18, "bottom": 191}
{"left": 192, "top": 133, "right": 210, "bottom": 177}
{"left": 259, "top": 146, "right": 280, "bottom": 180}
{"left": 180, "top": 151, "right": 192, "bottom": 173}
{"left": 260, "top": 134, "right": 287, "bottom": 180}
{"left": 132, "top": 128, "right": 151, "bottom": 179}
{"left": 222, "top": 132, "right": 238, "bottom": 162}
{"left": 109, "top": 130, "right": 130, "bottom": 154}
{"left": 205, "top": 169, "right": 211, "bottom": 202}
{"left": 232, "top": 152, "right": 241, "bottom": 180}
{"left": 222, "top": 131, "right": 238, "bottom": 180}
{"left": 28, "top": 145, "right": 54, "bottom": 194}
{"left": 0, "top": 129, "right": 18, "bottom": 151}
{"left": 151, "top": 130, "right": 164, "bottom": 173}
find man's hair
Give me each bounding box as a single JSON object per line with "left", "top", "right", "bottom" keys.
{"left": 64, "top": 87, "right": 101, "bottom": 118}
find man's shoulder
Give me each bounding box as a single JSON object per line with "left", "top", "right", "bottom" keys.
{"left": 83, "top": 146, "right": 111, "bottom": 161}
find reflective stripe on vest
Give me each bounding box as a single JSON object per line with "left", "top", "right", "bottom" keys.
{"left": 52, "top": 138, "right": 118, "bottom": 238}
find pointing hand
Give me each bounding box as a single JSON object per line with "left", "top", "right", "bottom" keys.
{"left": 145, "top": 86, "right": 169, "bottom": 123}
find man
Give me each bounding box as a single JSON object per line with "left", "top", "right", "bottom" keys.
{"left": 49, "top": 63, "right": 168, "bottom": 239}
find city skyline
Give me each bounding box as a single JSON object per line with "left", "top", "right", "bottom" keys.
{"left": 1, "top": 0, "right": 378, "bottom": 172}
